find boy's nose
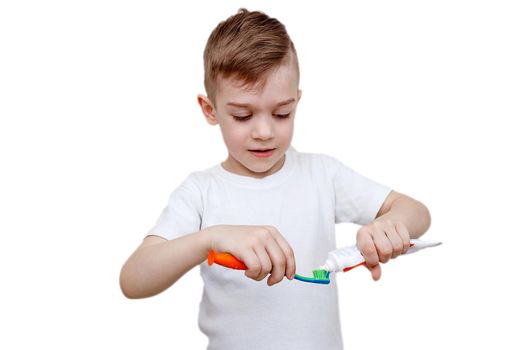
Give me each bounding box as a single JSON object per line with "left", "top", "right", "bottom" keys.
{"left": 251, "top": 116, "right": 274, "bottom": 140}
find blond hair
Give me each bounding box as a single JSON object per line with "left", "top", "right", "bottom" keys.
{"left": 203, "top": 8, "right": 299, "bottom": 106}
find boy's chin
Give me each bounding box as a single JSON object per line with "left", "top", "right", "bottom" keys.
{"left": 245, "top": 155, "right": 285, "bottom": 176}
{"left": 247, "top": 163, "right": 275, "bottom": 174}
{"left": 225, "top": 149, "right": 286, "bottom": 177}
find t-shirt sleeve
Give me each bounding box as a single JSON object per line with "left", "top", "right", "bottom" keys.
{"left": 147, "top": 174, "right": 203, "bottom": 240}
{"left": 332, "top": 160, "right": 392, "bottom": 225}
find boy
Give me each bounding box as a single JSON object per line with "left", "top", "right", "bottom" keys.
{"left": 120, "top": 8, "right": 431, "bottom": 350}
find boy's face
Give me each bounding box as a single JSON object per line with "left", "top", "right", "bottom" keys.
{"left": 198, "top": 58, "right": 301, "bottom": 178}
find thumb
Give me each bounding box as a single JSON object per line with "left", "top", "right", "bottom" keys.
{"left": 366, "top": 263, "right": 382, "bottom": 281}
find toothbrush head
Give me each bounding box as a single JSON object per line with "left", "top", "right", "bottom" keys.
{"left": 294, "top": 269, "right": 331, "bottom": 284}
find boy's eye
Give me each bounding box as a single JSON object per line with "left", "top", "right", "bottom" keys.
{"left": 231, "top": 113, "right": 291, "bottom": 122}
{"left": 232, "top": 115, "right": 252, "bottom": 121}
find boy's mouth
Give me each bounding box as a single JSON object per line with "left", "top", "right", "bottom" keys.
{"left": 248, "top": 148, "right": 276, "bottom": 158}
{"left": 249, "top": 148, "right": 275, "bottom": 152}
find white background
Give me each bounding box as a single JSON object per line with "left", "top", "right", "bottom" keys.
{"left": 1, "top": 0, "right": 524, "bottom": 349}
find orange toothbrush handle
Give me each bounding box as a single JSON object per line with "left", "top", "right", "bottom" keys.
{"left": 208, "top": 250, "right": 248, "bottom": 270}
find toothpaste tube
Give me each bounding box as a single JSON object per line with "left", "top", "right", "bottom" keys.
{"left": 319, "top": 239, "right": 442, "bottom": 273}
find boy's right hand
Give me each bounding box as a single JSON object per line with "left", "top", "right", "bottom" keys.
{"left": 203, "top": 225, "right": 296, "bottom": 286}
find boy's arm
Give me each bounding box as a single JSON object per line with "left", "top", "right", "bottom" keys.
{"left": 120, "top": 225, "right": 296, "bottom": 298}
{"left": 356, "top": 190, "right": 431, "bottom": 281}
{"left": 374, "top": 190, "right": 431, "bottom": 238}
{"left": 119, "top": 230, "right": 210, "bottom": 299}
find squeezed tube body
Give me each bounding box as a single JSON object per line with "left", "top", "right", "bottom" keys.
{"left": 319, "top": 239, "right": 441, "bottom": 272}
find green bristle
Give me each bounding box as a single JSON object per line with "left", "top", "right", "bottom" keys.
{"left": 313, "top": 269, "right": 328, "bottom": 279}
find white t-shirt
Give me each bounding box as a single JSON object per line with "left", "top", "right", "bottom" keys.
{"left": 149, "top": 146, "right": 391, "bottom": 350}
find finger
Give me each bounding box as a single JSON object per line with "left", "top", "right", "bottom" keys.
{"left": 370, "top": 227, "right": 393, "bottom": 263}
{"left": 267, "top": 228, "right": 296, "bottom": 280}
{"left": 242, "top": 249, "right": 263, "bottom": 280}
{"left": 395, "top": 222, "right": 411, "bottom": 254}
{"left": 366, "top": 263, "right": 382, "bottom": 281}
{"left": 265, "top": 239, "right": 287, "bottom": 286}
{"left": 253, "top": 246, "right": 272, "bottom": 281}
{"left": 356, "top": 230, "right": 379, "bottom": 267}
{"left": 384, "top": 224, "right": 403, "bottom": 259}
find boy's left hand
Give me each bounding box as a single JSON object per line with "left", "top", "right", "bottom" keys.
{"left": 356, "top": 220, "right": 411, "bottom": 281}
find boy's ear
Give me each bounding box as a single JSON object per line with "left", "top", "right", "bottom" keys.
{"left": 197, "top": 94, "right": 219, "bottom": 125}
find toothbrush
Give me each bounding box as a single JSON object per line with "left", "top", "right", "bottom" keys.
{"left": 207, "top": 250, "right": 331, "bottom": 284}
{"left": 207, "top": 239, "right": 441, "bottom": 285}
